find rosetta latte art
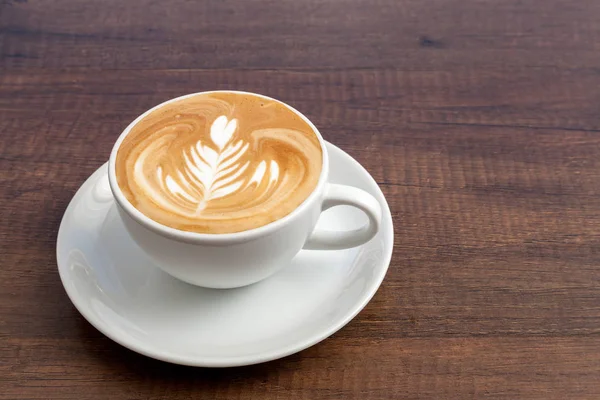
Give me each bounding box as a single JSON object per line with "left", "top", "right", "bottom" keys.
{"left": 116, "top": 92, "right": 322, "bottom": 234}
{"left": 146, "top": 116, "right": 279, "bottom": 213}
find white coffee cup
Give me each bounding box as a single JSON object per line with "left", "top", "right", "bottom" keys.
{"left": 107, "top": 91, "right": 382, "bottom": 288}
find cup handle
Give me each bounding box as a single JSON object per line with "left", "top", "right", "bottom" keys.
{"left": 303, "top": 183, "right": 382, "bottom": 250}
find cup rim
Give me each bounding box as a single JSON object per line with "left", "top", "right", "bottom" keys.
{"left": 108, "top": 90, "right": 329, "bottom": 244}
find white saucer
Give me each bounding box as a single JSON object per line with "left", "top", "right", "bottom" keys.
{"left": 57, "top": 142, "right": 393, "bottom": 367}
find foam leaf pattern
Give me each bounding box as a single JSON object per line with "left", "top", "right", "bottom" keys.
{"left": 159, "top": 116, "right": 279, "bottom": 213}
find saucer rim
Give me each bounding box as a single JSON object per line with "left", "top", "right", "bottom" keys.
{"left": 56, "top": 141, "right": 394, "bottom": 367}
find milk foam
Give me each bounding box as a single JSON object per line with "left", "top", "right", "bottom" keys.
{"left": 116, "top": 92, "right": 322, "bottom": 234}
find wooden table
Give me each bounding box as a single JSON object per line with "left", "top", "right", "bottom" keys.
{"left": 3, "top": 0, "right": 600, "bottom": 398}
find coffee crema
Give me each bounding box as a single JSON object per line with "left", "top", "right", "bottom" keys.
{"left": 115, "top": 92, "right": 323, "bottom": 234}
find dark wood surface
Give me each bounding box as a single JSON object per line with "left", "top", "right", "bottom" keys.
{"left": 3, "top": 0, "right": 600, "bottom": 398}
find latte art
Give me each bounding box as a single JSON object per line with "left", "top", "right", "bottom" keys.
{"left": 116, "top": 92, "right": 322, "bottom": 233}
{"left": 142, "top": 116, "right": 279, "bottom": 213}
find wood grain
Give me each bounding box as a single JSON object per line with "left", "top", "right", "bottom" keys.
{"left": 2, "top": 0, "right": 600, "bottom": 398}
